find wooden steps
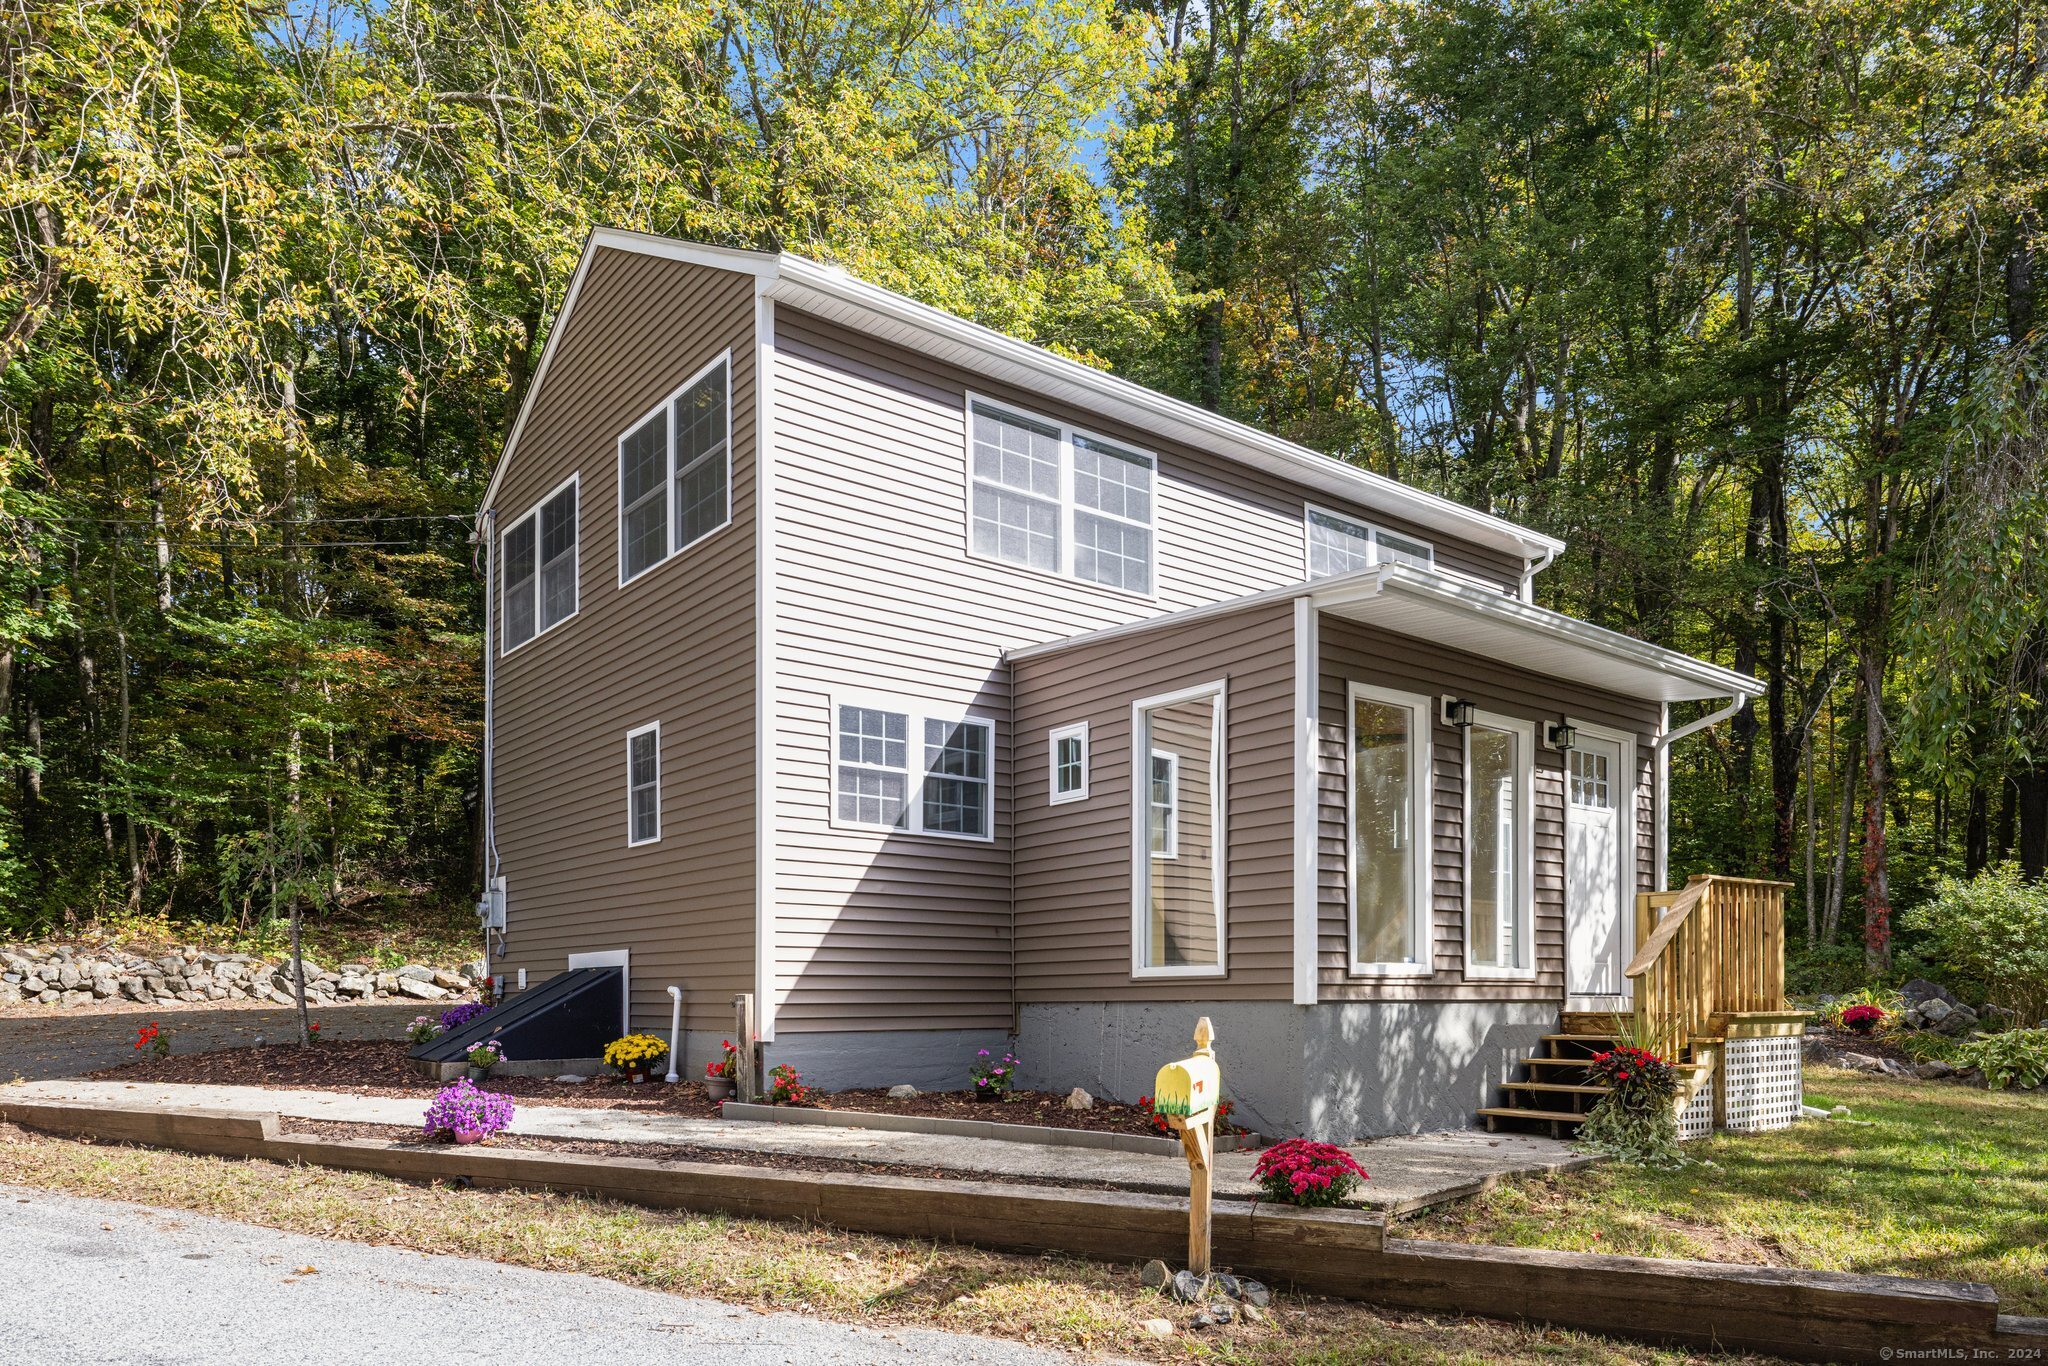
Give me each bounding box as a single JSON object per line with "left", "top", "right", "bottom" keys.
{"left": 1481, "top": 1020, "right": 1706, "bottom": 1137}
{"left": 1475, "top": 1104, "right": 1590, "bottom": 1137}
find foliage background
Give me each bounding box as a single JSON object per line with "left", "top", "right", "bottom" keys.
{"left": 2, "top": 0, "right": 2044, "bottom": 985}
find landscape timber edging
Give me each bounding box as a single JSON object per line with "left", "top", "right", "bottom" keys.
{"left": 2, "top": 1096, "right": 2042, "bottom": 1365}
{"left": 717, "top": 1101, "right": 1264, "bottom": 1156}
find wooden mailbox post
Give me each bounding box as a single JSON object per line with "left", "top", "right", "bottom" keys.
{"left": 1152, "top": 1016, "right": 1220, "bottom": 1276}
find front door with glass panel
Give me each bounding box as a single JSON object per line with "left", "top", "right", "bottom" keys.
{"left": 1565, "top": 734, "right": 1628, "bottom": 1007}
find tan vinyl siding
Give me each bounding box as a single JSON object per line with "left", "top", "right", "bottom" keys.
{"left": 490, "top": 247, "right": 757, "bottom": 1038}
{"left": 1314, "top": 614, "right": 1658, "bottom": 1002}
{"left": 1011, "top": 601, "right": 1297, "bottom": 1001}
{"left": 766, "top": 309, "right": 1524, "bottom": 1032}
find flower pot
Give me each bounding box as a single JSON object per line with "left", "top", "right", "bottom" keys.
{"left": 452, "top": 1128, "right": 486, "bottom": 1146}
{"left": 705, "top": 1077, "right": 736, "bottom": 1102}
{"left": 466, "top": 1066, "right": 491, "bottom": 1082}
{"left": 974, "top": 1089, "right": 1000, "bottom": 1103}
{"left": 627, "top": 1068, "right": 648, "bottom": 1085}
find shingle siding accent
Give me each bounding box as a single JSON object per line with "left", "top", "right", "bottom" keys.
{"left": 1314, "top": 614, "right": 1658, "bottom": 1002}
{"left": 489, "top": 247, "right": 757, "bottom": 1039}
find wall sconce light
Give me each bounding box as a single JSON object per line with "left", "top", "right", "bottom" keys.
{"left": 1545, "top": 720, "right": 1578, "bottom": 752}
{"left": 1442, "top": 697, "right": 1476, "bottom": 728}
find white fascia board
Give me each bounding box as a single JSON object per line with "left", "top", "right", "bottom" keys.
{"left": 763, "top": 257, "right": 1562, "bottom": 564}
{"left": 477, "top": 228, "right": 782, "bottom": 525}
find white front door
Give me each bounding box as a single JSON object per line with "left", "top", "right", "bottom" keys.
{"left": 1565, "top": 735, "right": 1628, "bottom": 1007}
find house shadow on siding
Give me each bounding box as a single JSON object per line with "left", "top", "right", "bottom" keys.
{"left": 1304, "top": 997, "right": 1557, "bottom": 1138}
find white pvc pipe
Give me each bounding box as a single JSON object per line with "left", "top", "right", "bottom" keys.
{"left": 665, "top": 986, "right": 683, "bottom": 1084}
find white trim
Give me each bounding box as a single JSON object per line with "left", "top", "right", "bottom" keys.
{"left": 1562, "top": 716, "right": 1639, "bottom": 1008}
{"left": 962, "top": 392, "right": 1159, "bottom": 600}
{"left": 1463, "top": 708, "right": 1538, "bottom": 981}
{"left": 499, "top": 473, "right": 581, "bottom": 656}
{"left": 567, "top": 948, "right": 632, "bottom": 1038}
{"left": 625, "top": 720, "right": 662, "bottom": 847}
{"left": 1048, "top": 721, "right": 1090, "bottom": 805}
{"left": 1291, "top": 597, "right": 1319, "bottom": 1005}
{"left": 754, "top": 288, "right": 779, "bottom": 1042}
{"left": 826, "top": 691, "right": 997, "bottom": 844}
{"left": 1129, "top": 679, "right": 1228, "bottom": 981}
{"left": 1303, "top": 502, "right": 1436, "bottom": 580}
{"left": 1345, "top": 682, "right": 1435, "bottom": 978}
{"left": 616, "top": 349, "right": 735, "bottom": 588}
{"left": 1147, "top": 749, "right": 1180, "bottom": 858}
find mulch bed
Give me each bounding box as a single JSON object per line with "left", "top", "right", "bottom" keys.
{"left": 280, "top": 1118, "right": 1134, "bottom": 1194}
{"left": 91, "top": 1041, "right": 1240, "bottom": 1139}
{"left": 1806, "top": 1023, "right": 1920, "bottom": 1065}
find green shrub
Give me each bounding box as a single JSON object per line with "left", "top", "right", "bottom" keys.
{"left": 1901, "top": 865, "right": 2048, "bottom": 1024}
{"left": 1884, "top": 1029, "right": 1958, "bottom": 1063}
{"left": 1952, "top": 1029, "right": 2048, "bottom": 1091}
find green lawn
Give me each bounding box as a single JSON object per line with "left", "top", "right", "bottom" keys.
{"left": 1414, "top": 1068, "right": 2048, "bottom": 1315}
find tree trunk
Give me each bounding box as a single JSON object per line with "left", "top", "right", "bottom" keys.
{"left": 1803, "top": 734, "right": 1818, "bottom": 945}
{"left": 2017, "top": 765, "right": 2048, "bottom": 880}
{"left": 1966, "top": 780, "right": 1990, "bottom": 874}
{"left": 1825, "top": 739, "right": 1859, "bottom": 944}
{"left": 1859, "top": 650, "right": 1891, "bottom": 972}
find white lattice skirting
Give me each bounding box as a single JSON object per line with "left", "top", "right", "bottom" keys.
{"left": 1719, "top": 1036, "right": 1804, "bottom": 1133}
{"left": 1677, "top": 1081, "right": 1715, "bottom": 1140}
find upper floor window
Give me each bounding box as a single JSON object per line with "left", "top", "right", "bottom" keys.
{"left": 968, "top": 399, "right": 1155, "bottom": 595}
{"left": 502, "top": 476, "right": 579, "bottom": 653}
{"left": 1306, "top": 505, "right": 1434, "bottom": 579}
{"left": 619, "top": 355, "right": 730, "bottom": 585}
{"left": 833, "top": 699, "right": 994, "bottom": 842}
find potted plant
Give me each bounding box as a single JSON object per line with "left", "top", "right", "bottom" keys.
{"left": 405, "top": 1015, "right": 442, "bottom": 1045}
{"left": 422, "top": 1078, "right": 514, "bottom": 1145}
{"left": 969, "top": 1048, "right": 1018, "bottom": 1102}
{"left": 1841, "top": 1003, "right": 1886, "bottom": 1035}
{"left": 463, "top": 1039, "right": 503, "bottom": 1081}
{"left": 1252, "top": 1138, "right": 1368, "bottom": 1206}
{"left": 705, "top": 1038, "right": 740, "bottom": 1102}
{"left": 1579, "top": 1041, "right": 1683, "bottom": 1166}
{"left": 603, "top": 1033, "right": 669, "bottom": 1084}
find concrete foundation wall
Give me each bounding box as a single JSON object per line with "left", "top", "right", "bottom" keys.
{"left": 1016, "top": 999, "right": 1556, "bottom": 1141}
{"left": 762, "top": 1027, "right": 1015, "bottom": 1093}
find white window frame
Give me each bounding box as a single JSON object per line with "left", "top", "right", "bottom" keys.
{"left": 1346, "top": 682, "right": 1435, "bottom": 977}
{"left": 616, "top": 350, "right": 734, "bottom": 588}
{"left": 964, "top": 393, "right": 1159, "bottom": 599}
{"left": 500, "top": 473, "right": 580, "bottom": 656}
{"left": 1147, "top": 749, "right": 1179, "bottom": 858}
{"left": 828, "top": 692, "right": 996, "bottom": 844}
{"left": 1303, "top": 502, "right": 1436, "bottom": 579}
{"left": 1463, "top": 708, "right": 1537, "bottom": 980}
{"left": 1048, "top": 721, "right": 1090, "bottom": 805}
{"left": 1129, "top": 679, "right": 1227, "bottom": 980}
{"left": 625, "top": 721, "right": 661, "bottom": 848}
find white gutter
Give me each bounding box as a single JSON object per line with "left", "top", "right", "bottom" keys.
{"left": 1519, "top": 543, "right": 1559, "bottom": 603}
{"left": 1651, "top": 694, "right": 1750, "bottom": 890}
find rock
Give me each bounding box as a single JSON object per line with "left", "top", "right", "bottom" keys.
{"left": 36, "top": 990, "right": 56, "bottom": 1004}
{"left": 1140, "top": 1259, "right": 1171, "bottom": 1290}
{"left": 1204, "top": 1301, "right": 1236, "bottom": 1325}
{"left": 1914, "top": 1059, "right": 1956, "bottom": 1080}
{"left": 374, "top": 972, "right": 401, "bottom": 994}
{"left": 205, "top": 986, "right": 227, "bottom": 1001}
{"left": 1880, "top": 1058, "right": 1917, "bottom": 1078}
{"left": 1838, "top": 1051, "right": 1885, "bottom": 1072}
{"left": 886, "top": 1084, "right": 919, "bottom": 1100}
{"left": 267, "top": 989, "right": 295, "bottom": 1006}
{"left": 396, "top": 964, "right": 434, "bottom": 981}
{"left": 462, "top": 960, "right": 487, "bottom": 981}
{"left": 553, "top": 1074, "right": 588, "bottom": 1084}
{"left": 1237, "top": 1278, "right": 1271, "bottom": 1308}
{"left": 1898, "top": 1006, "right": 1928, "bottom": 1030}
{"left": 397, "top": 978, "right": 447, "bottom": 1001}
{"left": 55, "top": 964, "right": 81, "bottom": 989}
{"left": 1936, "top": 1004, "right": 1979, "bottom": 1037}
{"left": 0, "top": 983, "right": 19, "bottom": 1007}
{"left": 1980, "top": 1004, "right": 2019, "bottom": 1028}
{"left": 1243, "top": 1304, "right": 1267, "bottom": 1324}
{"left": 1917, "top": 997, "right": 1953, "bottom": 1025}
{"left": 1900, "top": 978, "right": 1960, "bottom": 1010}
{"left": 156, "top": 955, "right": 184, "bottom": 978}
{"left": 335, "top": 976, "right": 370, "bottom": 998}
{"left": 215, "top": 962, "right": 244, "bottom": 982}
{"left": 1065, "top": 1087, "right": 1094, "bottom": 1110}
{"left": 63, "top": 990, "right": 92, "bottom": 1007}
{"left": 90, "top": 978, "right": 115, "bottom": 999}
{"left": 1140, "top": 1319, "right": 1175, "bottom": 1338}
{"left": 1169, "top": 1269, "right": 1207, "bottom": 1303}
{"left": 431, "top": 970, "right": 465, "bottom": 990}
{"left": 20, "top": 976, "right": 44, "bottom": 994}
{"left": 1957, "top": 1067, "right": 1988, "bottom": 1087}
{"left": 225, "top": 985, "right": 247, "bottom": 1000}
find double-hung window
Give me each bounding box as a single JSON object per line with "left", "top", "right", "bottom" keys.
{"left": 1305, "top": 505, "right": 1434, "bottom": 578}
{"left": 1132, "top": 681, "right": 1226, "bottom": 977}
{"left": 833, "top": 700, "right": 994, "bottom": 841}
{"left": 1049, "top": 722, "right": 1089, "bottom": 804}
{"left": 619, "top": 355, "right": 731, "bottom": 585}
{"left": 626, "top": 722, "right": 661, "bottom": 846}
{"left": 969, "top": 400, "right": 1155, "bottom": 595}
{"left": 501, "top": 477, "right": 579, "bottom": 653}
{"left": 1465, "top": 709, "right": 1535, "bottom": 976}
{"left": 1348, "top": 683, "right": 1433, "bottom": 974}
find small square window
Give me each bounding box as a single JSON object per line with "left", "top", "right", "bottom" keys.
{"left": 1049, "top": 723, "right": 1089, "bottom": 804}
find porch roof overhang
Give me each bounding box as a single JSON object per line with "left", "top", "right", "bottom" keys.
{"left": 1007, "top": 564, "right": 1764, "bottom": 706}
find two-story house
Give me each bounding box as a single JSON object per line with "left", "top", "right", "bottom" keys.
{"left": 475, "top": 228, "right": 1765, "bottom": 1140}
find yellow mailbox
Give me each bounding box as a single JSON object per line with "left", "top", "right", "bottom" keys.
{"left": 1152, "top": 1053, "right": 1220, "bottom": 1124}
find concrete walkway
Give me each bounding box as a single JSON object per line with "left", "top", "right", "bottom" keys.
{"left": 1, "top": 1078, "right": 1588, "bottom": 1212}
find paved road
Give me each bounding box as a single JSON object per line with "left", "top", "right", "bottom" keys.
{"left": 0, "top": 1185, "right": 1113, "bottom": 1365}
{"left": 0, "top": 1001, "right": 423, "bottom": 1082}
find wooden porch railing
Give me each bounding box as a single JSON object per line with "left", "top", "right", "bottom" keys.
{"left": 1625, "top": 874, "right": 1791, "bottom": 1058}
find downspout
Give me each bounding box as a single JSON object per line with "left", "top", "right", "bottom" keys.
{"left": 1519, "top": 543, "right": 1558, "bottom": 603}
{"left": 1652, "top": 694, "right": 1749, "bottom": 890}
{"left": 477, "top": 509, "right": 504, "bottom": 965}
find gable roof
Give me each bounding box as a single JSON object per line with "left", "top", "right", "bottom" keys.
{"left": 479, "top": 228, "right": 1567, "bottom": 567}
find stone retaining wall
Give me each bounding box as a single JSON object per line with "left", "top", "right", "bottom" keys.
{"left": 0, "top": 942, "right": 483, "bottom": 1011}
